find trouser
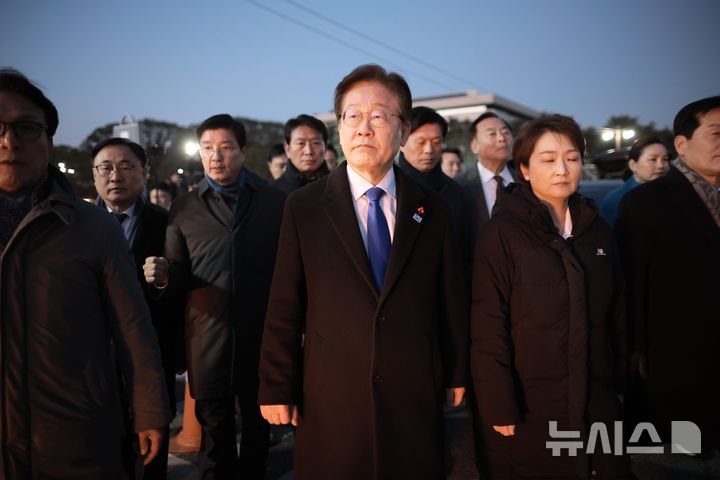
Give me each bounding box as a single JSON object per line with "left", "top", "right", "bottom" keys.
{"left": 195, "top": 394, "right": 269, "bottom": 480}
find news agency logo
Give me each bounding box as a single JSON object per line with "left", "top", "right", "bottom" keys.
{"left": 546, "top": 421, "right": 701, "bottom": 456}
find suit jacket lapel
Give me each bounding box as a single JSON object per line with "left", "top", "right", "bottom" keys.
{"left": 667, "top": 167, "right": 720, "bottom": 254}
{"left": 323, "top": 164, "right": 378, "bottom": 295}
{"left": 380, "top": 166, "right": 425, "bottom": 300}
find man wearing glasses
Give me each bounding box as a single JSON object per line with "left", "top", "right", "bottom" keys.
{"left": 259, "top": 65, "right": 467, "bottom": 479}
{"left": 144, "top": 114, "right": 285, "bottom": 479}
{"left": 0, "top": 68, "right": 171, "bottom": 478}
{"left": 92, "top": 137, "right": 178, "bottom": 480}
{"left": 274, "top": 114, "right": 329, "bottom": 194}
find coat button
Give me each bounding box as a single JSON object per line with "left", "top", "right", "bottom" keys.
{"left": 378, "top": 316, "right": 386, "bottom": 324}
{"left": 373, "top": 375, "right": 383, "bottom": 384}
{"left": 591, "top": 469, "right": 598, "bottom": 476}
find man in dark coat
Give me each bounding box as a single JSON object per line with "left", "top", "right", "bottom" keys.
{"left": 0, "top": 68, "right": 171, "bottom": 479}
{"left": 92, "top": 137, "right": 180, "bottom": 480}
{"left": 616, "top": 96, "right": 720, "bottom": 450}
{"left": 144, "top": 114, "right": 285, "bottom": 479}
{"left": 258, "top": 64, "right": 468, "bottom": 480}
{"left": 274, "top": 114, "right": 330, "bottom": 194}
{"left": 457, "top": 112, "right": 519, "bottom": 242}
{"left": 397, "top": 106, "right": 473, "bottom": 273}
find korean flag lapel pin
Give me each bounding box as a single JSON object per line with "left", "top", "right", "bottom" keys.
{"left": 412, "top": 206, "right": 424, "bottom": 224}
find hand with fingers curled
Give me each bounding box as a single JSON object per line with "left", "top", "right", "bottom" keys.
{"left": 143, "top": 256, "right": 169, "bottom": 288}
{"left": 493, "top": 425, "right": 516, "bottom": 437}
{"left": 260, "top": 404, "right": 298, "bottom": 427}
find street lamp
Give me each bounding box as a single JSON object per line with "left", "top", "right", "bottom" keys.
{"left": 184, "top": 141, "right": 199, "bottom": 157}
{"left": 601, "top": 127, "right": 635, "bottom": 150}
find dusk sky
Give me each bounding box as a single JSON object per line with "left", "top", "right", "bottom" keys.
{"left": 5, "top": 0, "right": 719, "bottom": 147}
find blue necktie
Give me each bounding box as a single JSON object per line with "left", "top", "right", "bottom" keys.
{"left": 366, "top": 187, "right": 391, "bottom": 292}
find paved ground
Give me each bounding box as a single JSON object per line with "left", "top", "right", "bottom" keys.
{"left": 166, "top": 378, "right": 720, "bottom": 480}
{"left": 167, "top": 404, "right": 480, "bottom": 480}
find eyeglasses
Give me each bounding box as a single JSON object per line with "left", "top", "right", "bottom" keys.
{"left": 341, "top": 109, "right": 403, "bottom": 128}
{"left": 200, "top": 145, "right": 239, "bottom": 157}
{"left": 93, "top": 163, "right": 138, "bottom": 177}
{"left": 0, "top": 121, "right": 48, "bottom": 141}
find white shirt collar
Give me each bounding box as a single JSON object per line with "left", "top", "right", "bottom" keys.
{"left": 347, "top": 164, "right": 396, "bottom": 201}
{"left": 477, "top": 161, "right": 513, "bottom": 185}
{"left": 561, "top": 206, "right": 573, "bottom": 239}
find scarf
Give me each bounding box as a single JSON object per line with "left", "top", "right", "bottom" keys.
{"left": 205, "top": 170, "right": 246, "bottom": 214}
{"left": 397, "top": 153, "right": 445, "bottom": 192}
{"left": 674, "top": 158, "right": 720, "bottom": 227}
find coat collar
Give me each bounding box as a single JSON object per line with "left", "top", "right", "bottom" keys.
{"left": 497, "top": 182, "right": 598, "bottom": 244}
{"left": 323, "top": 163, "right": 428, "bottom": 300}
{"left": 665, "top": 166, "right": 720, "bottom": 252}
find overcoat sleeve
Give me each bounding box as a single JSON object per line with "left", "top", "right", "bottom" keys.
{"left": 440, "top": 209, "right": 470, "bottom": 388}
{"left": 101, "top": 226, "right": 172, "bottom": 432}
{"left": 162, "top": 203, "right": 191, "bottom": 297}
{"left": 258, "top": 200, "right": 306, "bottom": 405}
{"left": 470, "top": 220, "right": 520, "bottom": 425}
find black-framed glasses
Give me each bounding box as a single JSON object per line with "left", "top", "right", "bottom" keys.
{"left": 341, "top": 109, "right": 403, "bottom": 128}
{"left": 0, "top": 121, "right": 48, "bottom": 141}
{"left": 93, "top": 163, "right": 138, "bottom": 177}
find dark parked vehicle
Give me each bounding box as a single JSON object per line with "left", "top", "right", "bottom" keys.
{"left": 578, "top": 179, "right": 623, "bottom": 204}
{"left": 590, "top": 149, "right": 630, "bottom": 179}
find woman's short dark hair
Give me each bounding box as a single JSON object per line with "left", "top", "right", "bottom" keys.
{"left": 512, "top": 114, "right": 585, "bottom": 182}
{"left": 333, "top": 64, "right": 412, "bottom": 123}
{"left": 628, "top": 135, "right": 668, "bottom": 162}
{"left": 91, "top": 137, "right": 147, "bottom": 166}
{"left": 196, "top": 114, "right": 247, "bottom": 149}
{"left": 409, "top": 106, "right": 448, "bottom": 137}
{"left": 0, "top": 68, "right": 59, "bottom": 137}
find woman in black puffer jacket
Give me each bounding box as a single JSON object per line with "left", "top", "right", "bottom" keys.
{"left": 471, "top": 115, "right": 630, "bottom": 479}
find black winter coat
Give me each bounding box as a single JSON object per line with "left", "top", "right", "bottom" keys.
{"left": 163, "top": 170, "right": 285, "bottom": 399}
{"left": 397, "top": 154, "right": 473, "bottom": 276}
{"left": 615, "top": 166, "right": 720, "bottom": 446}
{"left": 0, "top": 167, "right": 171, "bottom": 479}
{"left": 259, "top": 164, "right": 468, "bottom": 480}
{"left": 471, "top": 183, "right": 629, "bottom": 479}
{"left": 273, "top": 160, "right": 329, "bottom": 195}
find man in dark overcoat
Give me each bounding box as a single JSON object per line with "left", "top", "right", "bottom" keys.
{"left": 144, "top": 114, "right": 285, "bottom": 479}
{"left": 616, "top": 96, "right": 720, "bottom": 451}
{"left": 92, "top": 137, "right": 180, "bottom": 479}
{"left": 258, "top": 64, "right": 468, "bottom": 480}
{"left": 0, "top": 68, "right": 170, "bottom": 479}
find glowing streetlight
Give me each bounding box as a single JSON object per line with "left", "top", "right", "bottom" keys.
{"left": 184, "top": 141, "right": 199, "bottom": 157}
{"left": 601, "top": 127, "right": 635, "bottom": 150}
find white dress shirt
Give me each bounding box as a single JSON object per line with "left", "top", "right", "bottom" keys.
{"left": 476, "top": 162, "right": 515, "bottom": 217}
{"left": 346, "top": 164, "right": 396, "bottom": 253}
{"left": 561, "top": 206, "right": 573, "bottom": 239}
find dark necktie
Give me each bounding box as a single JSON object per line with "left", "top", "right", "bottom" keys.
{"left": 494, "top": 175, "right": 505, "bottom": 196}
{"left": 111, "top": 212, "right": 128, "bottom": 224}
{"left": 366, "top": 187, "right": 391, "bottom": 292}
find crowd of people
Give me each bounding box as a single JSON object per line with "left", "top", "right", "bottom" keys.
{"left": 0, "top": 64, "right": 718, "bottom": 480}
